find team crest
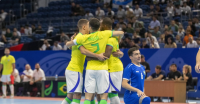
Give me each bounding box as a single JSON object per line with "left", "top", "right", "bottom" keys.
{"left": 143, "top": 71, "right": 146, "bottom": 75}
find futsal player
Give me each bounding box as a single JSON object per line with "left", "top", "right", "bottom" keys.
{"left": 61, "top": 19, "right": 107, "bottom": 104}
{"left": 122, "top": 47, "right": 151, "bottom": 104}
{"left": 66, "top": 18, "right": 124, "bottom": 104}
{"left": 195, "top": 48, "right": 200, "bottom": 73}
{"left": 0, "top": 48, "right": 15, "bottom": 98}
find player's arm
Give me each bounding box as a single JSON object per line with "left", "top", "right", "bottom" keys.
{"left": 0, "top": 64, "right": 2, "bottom": 72}
{"left": 112, "top": 31, "right": 124, "bottom": 36}
{"left": 153, "top": 75, "right": 164, "bottom": 80}
{"left": 112, "top": 50, "right": 124, "bottom": 58}
{"left": 79, "top": 46, "right": 108, "bottom": 61}
{"left": 66, "top": 40, "right": 76, "bottom": 48}
{"left": 103, "top": 45, "right": 113, "bottom": 58}
{"left": 195, "top": 49, "right": 200, "bottom": 73}
{"left": 122, "top": 79, "right": 145, "bottom": 97}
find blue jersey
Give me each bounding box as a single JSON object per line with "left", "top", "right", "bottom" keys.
{"left": 123, "top": 63, "right": 146, "bottom": 104}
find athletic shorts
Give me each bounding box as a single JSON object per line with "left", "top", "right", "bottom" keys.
{"left": 124, "top": 93, "right": 140, "bottom": 104}
{"left": 1, "top": 74, "right": 11, "bottom": 83}
{"left": 65, "top": 69, "right": 83, "bottom": 93}
{"left": 84, "top": 70, "right": 109, "bottom": 94}
{"left": 109, "top": 71, "right": 123, "bottom": 92}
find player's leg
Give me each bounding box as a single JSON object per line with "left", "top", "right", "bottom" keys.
{"left": 108, "top": 71, "right": 123, "bottom": 104}
{"left": 139, "top": 96, "right": 151, "bottom": 104}
{"left": 9, "top": 74, "right": 14, "bottom": 98}
{"left": 96, "top": 94, "right": 101, "bottom": 104}
{"left": 91, "top": 93, "right": 96, "bottom": 104}
{"left": 84, "top": 70, "right": 96, "bottom": 104}
{"left": 1, "top": 75, "right": 9, "bottom": 98}
{"left": 71, "top": 72, "right": 84, "bottom": 104}
{"left": 96, "top": 70, "right": 110, "bottom": 104}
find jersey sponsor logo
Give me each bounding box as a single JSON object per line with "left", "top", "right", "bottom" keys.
{"left": 143, "top": 71, "right": 146, "bottom": 75}
{"left": 58, "top": 82, "right": 67, "bottom": 96}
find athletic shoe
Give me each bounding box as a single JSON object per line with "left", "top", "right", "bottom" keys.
{"left": 1, "top": 95, "right": 6, "bottom": 98}
{"left": 10, "top": 95, "right": 14, "bottom": 99}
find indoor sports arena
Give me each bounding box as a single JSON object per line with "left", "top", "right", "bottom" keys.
{"left": 0, "top": 0, "right": 200, "bottom": 104}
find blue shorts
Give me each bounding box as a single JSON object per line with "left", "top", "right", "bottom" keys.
{"left": 124, "top": 93, "right": 140, "bottom": 104}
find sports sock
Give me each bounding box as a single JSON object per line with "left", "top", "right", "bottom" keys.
{"left": 9, "top": 84, "right": 14, "bottom": 95}
{"left": 71, "top": 99, "right": 81, "bottom": 104}
{"left": 83, "top": 100, "right": 91, "bottom": 104}
{"left": 61, "top": 97, "right": 72, "bottom": 104}
{"left": 91, "top": 99, "right": 95, "bottom": 104}
{"left": 98, "top": 100, "right": 100, "bottom": 104}
{"left": 142, "top": 97, "right": 151, "bottom": 104}
{"left": 99, "top": 99, "right": 107, "bottom": 104}
{"left": 108, "top": 93, "right": 120, "bottom": 104}
{"left": 2, "top": 85, "right": 7, "bottom": 96}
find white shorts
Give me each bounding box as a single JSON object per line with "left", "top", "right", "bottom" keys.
{"left": 85, "top": 70, "right": 109, "bottom": 94}
{"left": 109, "top": 71, "right": 123, "bottom": 92}
{"left": 1, "top": 75, "right": 11, "bottom": 83}
{"left": 65, "top": 70, "right": 83, "bottom": 93}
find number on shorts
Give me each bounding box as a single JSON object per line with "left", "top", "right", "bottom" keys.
{"left": 91, "top": 43, "right": 99, "bottom": 53}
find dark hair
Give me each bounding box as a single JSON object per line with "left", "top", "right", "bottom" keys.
{"left": 119, "top": 5, "right": 123, "bottom": 8}
{"left": 102, "top": 17, "right": 112, "bottom": 29}
{"left": 128, "top": 47, "right": 139, "bottom": 56}
{"left": 77, "top": 19, "right": 89, "bottom": 29}
{"left": 155, "top": 65, "right": 162, "bottom": 70}
{"left": 141, "top": 55, "right": 144, "bottom": 58}
{"left": 171, "top": 63, "right": 177, "bottom": 67}
{"left": 89, "top": 18, "right": 100, "bottom": 31}
{"left": 152, "top": 15, "right": 158, "bottom": 19}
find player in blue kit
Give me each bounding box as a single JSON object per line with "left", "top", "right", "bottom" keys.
{"left": 122, "top": 47, "right": 151, "bottom": 104}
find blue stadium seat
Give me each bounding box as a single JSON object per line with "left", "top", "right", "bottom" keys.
{"left": 177, "top": 43, "right": 183, "bottom": 48}
{"left": 159, "top": 43, "right": 165, "bottom": 48}
{"left": 195, "top": 31, "right": 199, "bottom": 36}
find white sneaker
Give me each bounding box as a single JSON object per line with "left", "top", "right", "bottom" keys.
{"left": 10, "top": 95, "right": 14, "bottom": 99}
{"left": 1, "top": 95, "right": 6, "bottom": 98}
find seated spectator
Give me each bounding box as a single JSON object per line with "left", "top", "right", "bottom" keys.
{"left": 132, "top": 32, "right": 140, "bottom": 44}
{"left": 39, "top": 39, "right": 51, "bottom": 51}
{"left": 132, "top": 17, "right": 139, "bottom": 29}
{"left": 138, "top": 22, "right": 146, "bottom": 38}
{"left": 125, "top": 5, "right": 134, "bottom": 18}
{"left": 183, "top": 31, "right": 193, "bottom": 45}
{"left": 169, "top": 20, "right": 179, "bottom": 33}
{"left": 46, "top": 26, "right": 53, "bottom": 38}
{"left": 166, "top": 3, "right": 174, "bottom": 17}
{"left": 10, "top": 32, "right": 20, "bottom": 46}
{"left": 164, "top": 30, "right": 174, "bottom": 44}
{"left": 188, "top": 20, "right": 196, "bottom": 36}
{"left": 1, "top": 28, "right": 6, "bottom": 35}
{"left": 25, "top": 25, "right": 32, "bottom": 35}
{"left": 5, "top": 28, "right": 12, "bottom": 38}
{"left": 148, "top": 16, "right": 160, "bottom": 33}
{"left": 193, "top": 18, "right": 200, "bottom": 28}
{"left": 20, "top": 26, "right": 25, "bottom": 34}
{"left": 117, "top": 5, "right": 125, "bottom": 18}
{"left": 164, "top": 25, "right": 169, "bottom": 31}
{"left": 71, "top": 2, "right": 77, "bottom": 16}
{"left": 141, "top": 55, "right": 151, "bottom": 78}
{"left": 149, "top": 37, "right": 160, "bottom": 48}
{"left": 13, "top": 28, "right": 21, "bottom": 37}
{"left": 158, "top": 34, "right": 165, "bottom": 43}
{"left": 13, "top": 68, "right": 20, "bottom": 95}
{"left": 174, "top": 5, "right": 182, "bottom": 17}
{"left": 28, "top": 63, "right": 46, "bottom": 97}
{"left": 186, "top": 37, "right": 198, "bottom": 48}
{"left": 175, "top": 35, "right": 182, "bottom": 44}
{"left": 140, "top": 39, "right": 150, "bottom": 48}
{"left": 146, "top": 32, "right": 158, "bottom": 44}
{"left": 60, "top": 32, "right": 70, "bottom": 43}
{"left": 85, "top": 11, "right": 94, "bottom": 20}
{"left": 122, "top": 23, "right": 127, "bottom": 32}
{"left": 178, "top": 65, "right": 193, "bottom": 91}
{"left": 166, "top": 64, "right": 182, "bottom": 80}
{"left": 147, "top": 65, "right": 165, "bottom": 102}
{"left": 75, "top": 4, "right": 85, "bottom": 16}
{"left": 164, "top": 37, "right": 177, "bottom": 48}
{"left": 186, "top": 25, "right": 195, "bottom": 36}
{"left": 153, "top": 0, "right": 160, "bottom": 5}
{"left": 126, "top": 23, "right": 134, "bottom": 33}
{"left": 152, "top": 27, "right": 161, "bottom": 38}
{"left": 35, "top": 25, "right": 45, "bottom": 34}
{"left": 155, "top": 4, "right": 163, "bottom": 16}
{"left": 31, "top": 24, "right": 36, "bottom": 34}
{"left": 95, "top": 7, "right": 105, "bottom": 18}
{"left": 53, "top": 41, "right": 62, "bottom": 51}
{"left": 177, "top": 27, "right": 185, "bottom": 38}
{"left": 134, "top": 5, "right": 143, "bottom": 18}
{"left": 147, "top": 5, "right": 155, "bottom": 17}
{"left": 114, "top": 23, "right": 122, "bottom": 31}
{"left": 133, "top": 0, "right": 140, "bottom": 5}
{"left": 119, "top": 18, "right": 127, "bottom": 27}
{"left": 128, "top": 39, "right": 140, "bottom": 48}
{"left": 107, "top": 7, "right": 114, "bottom": 18}
{"left": 145, "top": 0, "right": 152, "bottom": 5}
{"left": 0, "top": 10, "right": 7, "bottom": 21}
{"left": 182, "top": 2, "right": 191, "bottom": 15}
{"left": 21, "top": 64, "right": 33, "bottom": 96}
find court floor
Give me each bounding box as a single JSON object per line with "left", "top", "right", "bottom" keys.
{"left": 0, "top": 96, "right": 200, "bottom": 104}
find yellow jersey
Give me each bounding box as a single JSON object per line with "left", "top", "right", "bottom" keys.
{"left": 66, "top": 33, "right": 86, "bottom": 73}
{"left": 1, "top": 55, "right": 15, "bottom": 75}
{"left": 74, "top": 30, "right": 113, "bottom": 70}
{"left": 107, "top": 37, "right": 123, "bottom": 72}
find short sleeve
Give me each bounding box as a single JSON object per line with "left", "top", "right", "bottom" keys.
{"left": 123, "top": 64, "right": 133, "bottom": 81}
{"left": 12, "top": 56, "right": 16, "bottom": 64}
{"left": 77, "top": 45, "right": 83, "bottom": 49}
{"left": 107, "top": 38, "right": 114, "bottom": 47}
{"left": 74, "top": 35, "right": 86, "bottom": 45}
{"left": 102, "top": 30, "right": 113, "bottom": 38}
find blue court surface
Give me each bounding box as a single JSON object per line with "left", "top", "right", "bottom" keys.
{"left": 0, "top": 97, "right": 200, "bottom": 104}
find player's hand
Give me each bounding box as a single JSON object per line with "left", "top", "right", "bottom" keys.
{"left": 195, "top": 63, "right": 200, "bottom": 73}
{"left": 117, "top": 50, "right": 124, "bottom": 58}
{"left": 97, "top": 53, "right": 108, "bottom": 61}
{"left": 71, "top": 33, "right": 77, "bottom": 41}
{"left": 137, "top": 90, "right": 145, "bottom": 97}
{"left": 30, "top": 81, "right": 34, "bottom": 85}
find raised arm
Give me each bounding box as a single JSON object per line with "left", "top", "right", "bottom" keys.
{"left": 195, "top": 49, "right": 200, "bottom": 73}
{"left": 66, "top": 40, "right": 76, "bottom": 48}
{"left": 112, "top": 31, "right": 124, "bottom": 36}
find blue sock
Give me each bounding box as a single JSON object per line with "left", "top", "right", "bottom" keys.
{"left": 142, "top": 97, "right": 151, "bottom": 104}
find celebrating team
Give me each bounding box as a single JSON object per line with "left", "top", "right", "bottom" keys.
{"left": 62, "top": 17, "right": 150, "bottom": 104}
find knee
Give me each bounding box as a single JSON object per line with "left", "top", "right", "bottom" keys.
{"left": 142, "top": 97, "right": 151, "bottom": 104}
{"left": 73, "top": 93, "right": 82, "bottom": 99}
